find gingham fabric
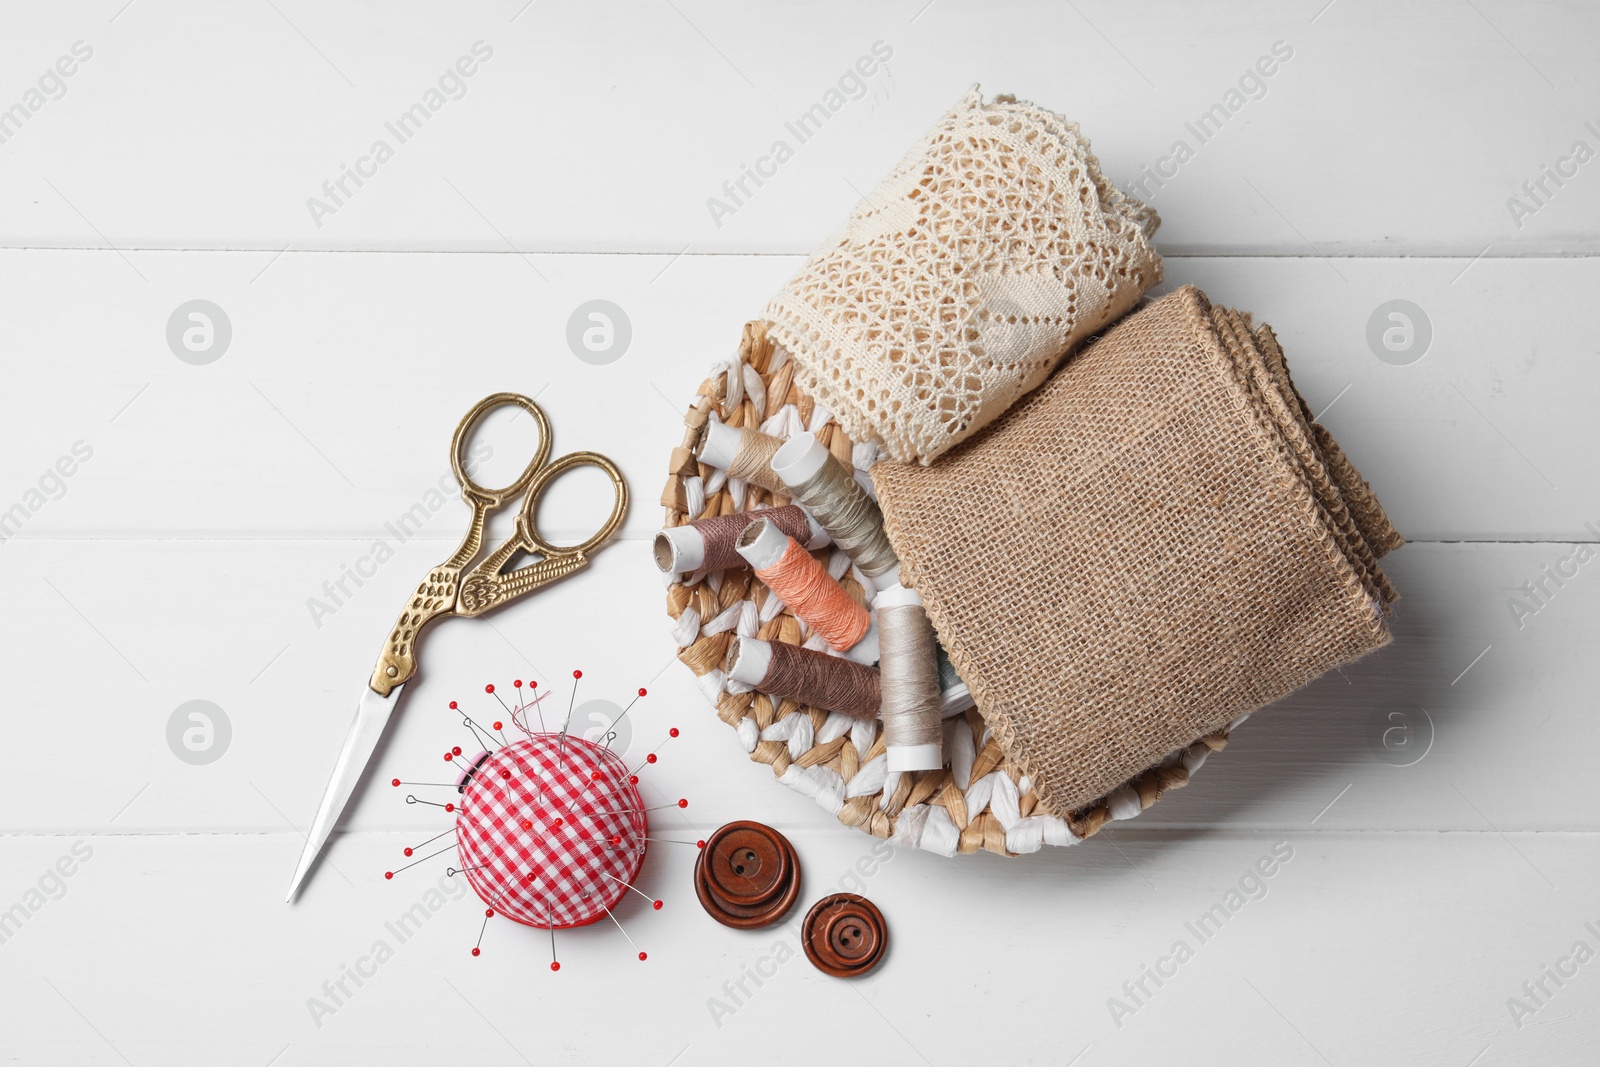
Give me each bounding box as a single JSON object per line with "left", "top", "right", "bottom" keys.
{"left": 457, "top": 734, "right": 646, "bottom": 929}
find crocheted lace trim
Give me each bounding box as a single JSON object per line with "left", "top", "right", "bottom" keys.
{"left": 763, "top": 86, "right": 1163, "bottom": 465}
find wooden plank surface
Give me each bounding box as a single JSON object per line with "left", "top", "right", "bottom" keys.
{"left": 4, "top": 2, "right": 1599, "bottom": 1064}
{"left": 2, "top": 831, "right": 1595, "bottom": 1065}
{"left": 0, "top": 1, "right": 1596, "bottom": 255}
{"left": 2, "top": 538, "right": 1594, "bottom": 835}
{"left": 0, "top": 251, "right": 1594, "bottom": 543}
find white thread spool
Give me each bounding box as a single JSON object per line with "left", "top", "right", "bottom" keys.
{"left": 699, "top": 420, "right": 744, "bottom": 470}
{"left": 734, "top": 515, "right": 791, "bottom": 569}
{"left": 939, "top": 679, "right": 975, "bottom": 718}
{"left": 655, "top": 524, "right": 709, "bottom": 572}
{"left": 772, "top": 432, "right": 898, "bottom": 580}
{"left": 771, "top": 431, "right": 829, "bottom": 488}
{"left": 936, "top": 646, "right": 975, "bottom": 717}
{"left": 875, "top": 583, "right": 943, "bottom": 772}
{"left": 725, "top": 635, "right": 772, "bottom": 686}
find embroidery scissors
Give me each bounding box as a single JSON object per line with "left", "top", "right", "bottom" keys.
{"left": 286, "top": 392, "right": 628, "bottom": 901}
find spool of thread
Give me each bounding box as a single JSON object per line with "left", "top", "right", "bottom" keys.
{"left": 698, "top": 422, "right": 788, "bottom": 494}
{"left": 771, "top": 433, "right": 899, "bottom": 581}
{"left": 654, "top": 505, "right": 829, "bottom": 574}
{"left": 936, "top": 644, "right": 975, "bottom": 717}
{"left": 725, "top": 636, "right": 881, "bottom": 719}
{"left": 874, "top": 583, "right": 943, "bottom": 772}
{"left": 736, "top": 518, "right": 878, "bottom": 664}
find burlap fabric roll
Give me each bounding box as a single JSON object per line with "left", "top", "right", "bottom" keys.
{"left": 872, "top": 286, "right": 1402, "bottom": 816}
{"left": 764, "top": 86, "right": 1163, "bottom": 466}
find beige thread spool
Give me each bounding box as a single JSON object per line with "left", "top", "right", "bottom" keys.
{"left": 771, "top": 433, "right": 899, "bottom": 581}
{"left": 874, "top": 583, "right": 943, "bottom": 772}
{"left": 698, "top": 421, "right": 788, "bottom": 494}
{"left": 736, "top": 518, "right": 879, "bottom": 665}
{"left": 725, "top": 636, "right": 881, "bottom": 720}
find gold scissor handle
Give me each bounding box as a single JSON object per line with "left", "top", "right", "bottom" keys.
{"left": 453, "top": 451, "right": 630, "bottom": 618}
{"left": 518, "top": 451, "right": 629, "bottom": 558}
{"left": 370, "top": 392, "right": 560, "bottom": 695}
{"left": 450, "top": 392, "right": 552, "bottom": 509}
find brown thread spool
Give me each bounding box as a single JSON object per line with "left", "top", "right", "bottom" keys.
{"left": 698, "top": 422, "right": 787, "bottom": 494}
{"left": 654, "top": 505, "right": 827, "bottom": 574}
{"left": 725, "top": 636, "right": 881, "bottom": 719}
{"left": 875, "top": 583, "right": 943, "bottom": 771}
{"left": 771, "top": 432, "right": 899, "bottom": 580}
{"left": 736, "top": 518, "right": 878, "bottom": 664}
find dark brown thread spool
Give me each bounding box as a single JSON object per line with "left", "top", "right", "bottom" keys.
{"left": 654, "top": 505, "right": 825, "bottom": 574}
{"left": 725, "top": 636, "right": 881, "bottom": 719}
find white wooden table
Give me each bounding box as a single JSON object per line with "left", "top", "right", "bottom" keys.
{"left": 4, "top": 2, "right": 1598, "bottom": 1063}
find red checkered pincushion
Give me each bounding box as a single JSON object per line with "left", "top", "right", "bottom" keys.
{"left": 456, "top": 734, "right": 645, "bottom": 929}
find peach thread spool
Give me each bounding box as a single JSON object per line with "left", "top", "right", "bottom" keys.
{"left": 736, "top": 518, "right": 878, "bottom": 664}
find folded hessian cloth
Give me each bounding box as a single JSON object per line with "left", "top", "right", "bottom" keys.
{"left": 764, "top": 87, "right": 1163, "bottom": 466}
{"left": 871, "top": 286, "right": 1402, "bottom": 815}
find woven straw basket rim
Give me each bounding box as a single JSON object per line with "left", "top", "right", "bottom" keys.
{"left": 659, "top": 321, "right": 1241, "bottom": 857}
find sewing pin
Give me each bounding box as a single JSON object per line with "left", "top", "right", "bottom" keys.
{"left": 385, "top": 842, "right": 457, "bottom": 879}
{"left": 601, "top": 871, "right": 665, "bottom": 911}
{"left": 402, "top": 825, "right": 458, "bottom": 856}
{"left": 442, "top": 748, "right": 493, "bottom": 790}
{"left": 602, "top": 688, "right": 649, "bottom": 751}
{"left": 576, "top": 800, "right": 687, "bottom": 818}
{"left": 628, "top": 727, "right": 681, "bottom": 779}
{"left": 452, "top": 699, "right": 498, "bottom": 751}
{"left": 518, "top": 679, "right": 547, "bottom": 734}
{"left": 451, "top": 700, "right": 492, "bottom": 751}
{"left": 556, "top": 669, "right": 581, "bottom": 771}
{"left": 600, "top": 901, "right": 647, "bottom": 961}
{"left": 472, "top": 908, "right": 493, "bottom": 956}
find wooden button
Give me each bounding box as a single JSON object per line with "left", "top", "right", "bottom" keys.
{"left": 802, "top": 893, "right": 887, "bottom": 977}
{"left": 694, "top": 821, "right": 801, "bottom": 929}
{"left": 704, "top": 822, "right": 791, "bottom": 906}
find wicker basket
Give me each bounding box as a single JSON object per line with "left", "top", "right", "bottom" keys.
{"left": 659, "top": 322, "right": 1241, "bottom": 856}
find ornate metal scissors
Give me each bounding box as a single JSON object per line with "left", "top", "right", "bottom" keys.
{"left": 287, "top": 392, "right": 628, "bottom": 900}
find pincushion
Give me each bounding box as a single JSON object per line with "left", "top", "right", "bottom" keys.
{"left": 457, "top": 734, "right": 645, "bottom": 929}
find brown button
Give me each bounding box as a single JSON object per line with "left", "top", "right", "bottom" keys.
{"left": 694, "top": 821, "right": 801, "bottom": 929}
{"left": 705, "top": 822, "right": 792, "bottom": 906}
{"left": 802, "top": 893, "right": 887, "bottom": 977}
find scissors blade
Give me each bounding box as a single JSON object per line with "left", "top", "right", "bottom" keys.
{"left": 285, "top": 682, "right": 404, "bottom": 902}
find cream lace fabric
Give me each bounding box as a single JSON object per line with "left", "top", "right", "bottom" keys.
{"left": 763, "top": 86, "right": 1164, "bottom": 465}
